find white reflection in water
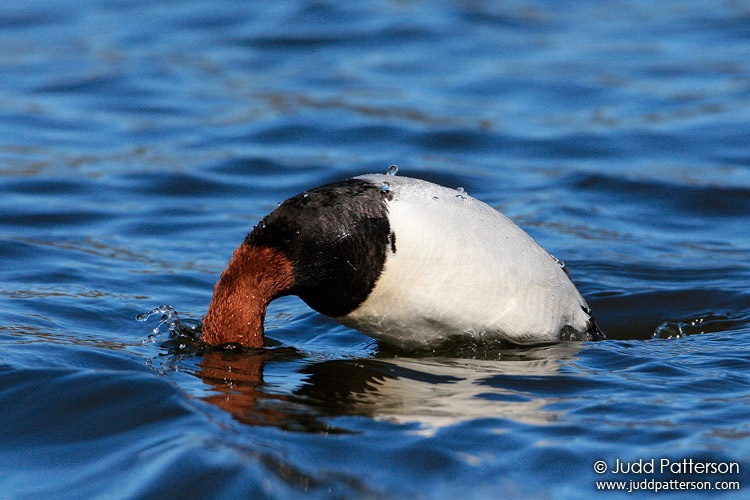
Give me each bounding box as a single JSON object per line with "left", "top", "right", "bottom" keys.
{"left": 346, "top": 345, "right": 582, "bottom": 434}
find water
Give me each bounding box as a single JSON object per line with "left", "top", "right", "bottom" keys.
{"left": 1, "top": 0, "right": 749, "bottom": 497}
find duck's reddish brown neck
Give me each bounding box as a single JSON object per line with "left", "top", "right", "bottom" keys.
{"left": 202, "top": 244, "right": 294, "bottom": 348}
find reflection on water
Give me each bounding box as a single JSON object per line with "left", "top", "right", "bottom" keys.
{"left": 199, "top": 351, "right": 286, "bottom": 427}
{"left": 138, "top": 305, "right": 586, "bottom": 433}
{"left": 197, "top": 349, "right": 341, "bottom": 433}
{"left": 195, "top": 343, "right": 584, "bottom": 436}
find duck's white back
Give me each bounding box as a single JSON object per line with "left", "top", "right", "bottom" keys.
{"left": 341, "top": 174, "right": 591, "bottom": 349}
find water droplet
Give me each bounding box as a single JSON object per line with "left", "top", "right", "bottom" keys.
{"left": 653, "top": 322, "right": 684, "bottom": 339}
{"left": 142, "top": 331, "right": 162, "bottom": 345}
{"left": 552, "top": 255, "right": 565, "bottom": 270}
{"left": 381, "top": 182, "right": 390, "bottom": 192}
{"left": 386, "top": 165, "right": 398, "bottom": 176}
{"left": 303, "top": 192, "right": 309, "bottom": 198}
{"left": 455, "top": 187, "right": 466, "bottom": 200}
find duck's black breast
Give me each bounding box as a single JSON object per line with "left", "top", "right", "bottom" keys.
{"left": 245, "top": 178, "right": 394, "bottom": 317}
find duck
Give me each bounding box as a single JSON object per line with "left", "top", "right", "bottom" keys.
{"left": 201, "top": 171, "right": 604, "bottom": 351}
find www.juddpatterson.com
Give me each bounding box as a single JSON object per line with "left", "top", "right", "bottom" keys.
{"left": 593, "top": 459, "right": 741, "bottom": 493}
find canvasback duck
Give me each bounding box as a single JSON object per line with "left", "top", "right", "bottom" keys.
{"left": 202, "top": 172, "right": 603, "bottom": 350}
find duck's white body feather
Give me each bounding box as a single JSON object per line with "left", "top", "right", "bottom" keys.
{"left": 339, "top": 174, "right": 593, "bottom": 350}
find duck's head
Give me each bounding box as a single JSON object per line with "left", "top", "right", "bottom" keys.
{"left": 201, "top": 244, "right": 295, "bottom": 348}
{"left": 201, "top": 178, "right": 391, "bottom": 348}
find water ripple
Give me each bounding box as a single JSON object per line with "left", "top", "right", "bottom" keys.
{"left": 2, "top": 0, "right": 750, "bottom": 497}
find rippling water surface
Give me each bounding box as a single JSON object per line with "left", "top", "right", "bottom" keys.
{"left": 2, "top": 1, "right": 750, "bottom": 498}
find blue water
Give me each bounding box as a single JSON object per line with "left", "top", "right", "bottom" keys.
{"left": 2, "top": 1, "right": 749, "bottom": 498}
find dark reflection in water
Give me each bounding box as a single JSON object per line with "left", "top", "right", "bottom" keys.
{"left": 195, "top": 342, "right": 584, "bottom": 435}
{"left": 199, "top": 351, "right": 275, "bottom": 425}
{"left": 198, "top": 349, "right": 347, "bottom": 433}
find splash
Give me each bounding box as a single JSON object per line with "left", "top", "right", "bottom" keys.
{"left": 136, "top": 305, "right": 183, "bottom": 339}
{"left": 652, "top": 317, "right": 710, "bottom": 339}
{"left": 136, "top": 305, "right": 202, "bottom": 348}
{"left": 137, "top": 305, "right": 207, "bottom": 374}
